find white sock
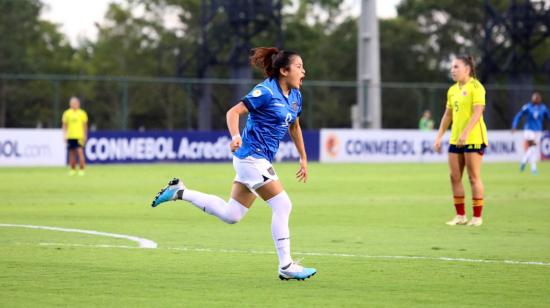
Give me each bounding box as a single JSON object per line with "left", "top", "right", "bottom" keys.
{"left": 181, "top": 189, "right": 248, "bottom": 224}
{"left": 526, "top": 145, "right": 538, "bottom": 171}
{"left": 521, "top": 150, "right": 530, "bottom": 165}
{"left": 267, "top": 191, "right": 293, "bottom": 268}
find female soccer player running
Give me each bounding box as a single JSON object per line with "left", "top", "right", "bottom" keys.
{"left": 151, "top": 47, "right": 316, "bottom": 281}
{"left": 434, "top": 55, "right": 488, "bottom": 227}
{"left": 511, "top": 92, "right": 550, "bottom": 174}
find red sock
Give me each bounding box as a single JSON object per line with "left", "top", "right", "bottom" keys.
{"left": 473, "top": 198, "right": 484, "bottom": 217}
{"left": 454, "top": 196, "right": 465, "bottom": 215}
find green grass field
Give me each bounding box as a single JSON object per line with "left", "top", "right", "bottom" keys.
{"left": 1, "top": 162, "right": 550, "bottom": 307}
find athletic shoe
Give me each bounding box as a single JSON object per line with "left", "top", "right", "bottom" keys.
{"left": 467, "top": 217, "right": 483, "bottom": 227}
{"left": 446, "top": 215, "right": 468, "bottom": 226}
{"left": 520, "top": 163, "right": 526, "bottom": 172}
{"left": 77, "top": 170, "right": 85, "bottom": 176}
{"left": 68, "top": 170, "right": 76, "bottom": 176}
{"left": 531, "top": 168, "right": 538, "bottom": 175}
{"left": 151, "top": 178, "right": 185, "bottom": 208}
{"left": 278, "top": 261, "right": 316, "bottom": 281}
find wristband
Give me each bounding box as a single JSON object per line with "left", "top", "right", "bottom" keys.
{"left": 232, "top": 134, "right": 241, "bottom": 141}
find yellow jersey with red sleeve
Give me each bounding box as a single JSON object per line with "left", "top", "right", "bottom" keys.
{"left": 446, "top": 78, "right": 488, "bottom": 145}
{"left": 62, "top": 108, "right": 88, "bottom": 140}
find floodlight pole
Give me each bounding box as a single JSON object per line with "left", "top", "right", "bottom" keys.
{"left": 356, "top": 0, "right": 381, "bottom": 128}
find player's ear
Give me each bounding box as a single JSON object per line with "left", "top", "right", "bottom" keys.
{"left": 279, "top": 67, "right": 289, "bottom": 77}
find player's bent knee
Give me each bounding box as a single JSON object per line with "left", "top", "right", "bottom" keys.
{"left": 267, "top": 191, "right": 292, "bottom": 215}
{"left": 224, "top": 213, "right": 242, "bottom": 224}
{"left": 468, "top": 175, "right": 481, "bottom": 185}
{"left": 224, "top": 217, "right": 239, "bottom": 224}
{"left": 449, "top": 174, "right": 461, "bottom": 184}
{"left": 223, "top": 199, "right": 249, "bottom": 224}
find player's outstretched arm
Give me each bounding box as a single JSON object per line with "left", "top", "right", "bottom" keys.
{"left": 289, "top": 118, "right": 307, "bottom": 183}
{"left": 511, "top": 105, "right": 528, "bottom": 130}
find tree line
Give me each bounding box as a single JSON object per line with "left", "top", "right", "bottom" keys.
{"left": 1, "top": 0, "right": 548, "bottom": 130}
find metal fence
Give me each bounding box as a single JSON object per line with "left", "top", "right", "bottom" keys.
{"left": 0, "top": 74, "right": 548, "bottom": 130}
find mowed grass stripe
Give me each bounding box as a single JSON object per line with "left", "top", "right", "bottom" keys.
{"left": 1, "top": 162, "right": 549, "bottom": 307}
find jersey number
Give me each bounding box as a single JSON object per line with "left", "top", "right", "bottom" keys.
{"left": 284, "top": 113, "right": 292, "bottom": 127}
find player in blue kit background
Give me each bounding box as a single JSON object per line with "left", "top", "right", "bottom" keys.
{"left": 151, "top": 47, "right": 316, "bottom": 281}
{"left": 512, "top": 92, "right": 550, "bottom": 174}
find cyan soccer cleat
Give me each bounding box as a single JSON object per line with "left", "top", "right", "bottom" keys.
{"left": 278, "top": 261, "right": 317, "bottom": 281}
{"left": 151, "top": 178, "right": 185, "bottom": 208}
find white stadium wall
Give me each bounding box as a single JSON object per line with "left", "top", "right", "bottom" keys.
{"left": 0, "top": 129, "right": 66, "bottom": 167}
{"left": 1, "top": 128, "right": 546, "bottom": 166}
{"left": 320, "top": 129, "right": 525, "bottom": 163}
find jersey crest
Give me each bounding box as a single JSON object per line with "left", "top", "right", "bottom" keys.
{"left": 252, "top": 89, "right": 262, "bottom": 97}
{"left": 292, "top": 101, "right": 298, "bottom": 111}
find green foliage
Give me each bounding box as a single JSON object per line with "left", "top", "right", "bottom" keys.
{"left": 380, "top": 17, "right": 437, "bottom": 82}
{"left": 394, "top": 0, "right": 547, "bottom": 82}
{"left": 2, "top": 0, "right": 550, "bottom": 129}
{"left": 398, "top": 0, "right": 486, "bottom": 60}
{"left": 0, "top": 0, "right": 42, "bottom": 71}
{"left": 0, "top": 0, "right": 74, "bottom": 72}
{"left": 0, "top": 0, "right": 75, "bottom": 127}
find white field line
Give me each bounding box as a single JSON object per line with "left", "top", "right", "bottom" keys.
{"left": 0, "top": 223, "right": 157, "bottom": 249}
{"left": 3, "top": 223, "right": 548, "bottom": 267}
{"left": 37, "top": 242, "right": 550, "bottom": 267}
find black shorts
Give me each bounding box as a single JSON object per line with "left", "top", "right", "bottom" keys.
{"left": 448, "top": 144, "right": 486, "bottom": 155}
{"left": 67, "top": 139, "right": 81, "bottom": 150}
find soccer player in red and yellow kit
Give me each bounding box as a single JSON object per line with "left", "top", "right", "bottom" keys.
{"left": 62, "top": 97, "right": 88, "bottom": 176}
{"left": 434, "top": 55, "right": 488, "bottom": 227}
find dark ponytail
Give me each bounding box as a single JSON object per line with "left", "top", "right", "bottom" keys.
{"left": 249, "top": 47, "right": 299, "bottom": 78}
{"left": 456, "top": 55, "right": 477, "bottom": 78}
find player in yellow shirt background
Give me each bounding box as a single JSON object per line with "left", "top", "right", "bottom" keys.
{"left": 434, "top": 55, "right": 487, "bottom": 227}
{"left": 62, "top": 97, "right": 88, "bottom": 176}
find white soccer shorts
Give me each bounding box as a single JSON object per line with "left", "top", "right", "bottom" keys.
{"left": 233, "top": 156, "right": 279, "bottom": 191}
{"left": 524, "top": 130, "right": 542, "bottom": 143}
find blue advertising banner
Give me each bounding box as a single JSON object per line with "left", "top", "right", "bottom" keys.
{"left": 541, "top": 132, "right": 550, "bottom": 161}
{"left": 85, "top": 130, "right": 319, "bottom": 164}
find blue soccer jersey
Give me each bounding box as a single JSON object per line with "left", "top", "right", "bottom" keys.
{"left": 234, "top": 78, "right": 303, "bottom": 163}
{"left": 512, "top": 102, "right": 550, "bottom": 131}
